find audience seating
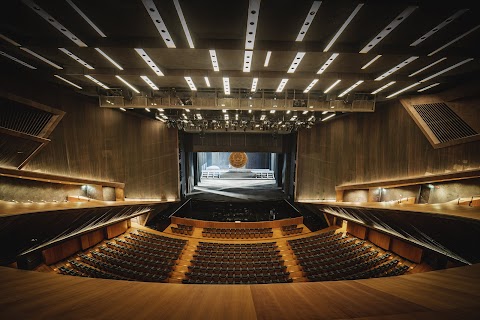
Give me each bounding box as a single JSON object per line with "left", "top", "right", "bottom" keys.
{"left": 171, "top": 224, "right": 194, "bottom": 235}
{"left": 281, "top": 224, "right": 303, "bottom": 236}
{"left": 201, "top": 227, "right": 273, "bottom": 238}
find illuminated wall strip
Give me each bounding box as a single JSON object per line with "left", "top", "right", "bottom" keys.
{"left": 371, "top": 81, "right": 396, "bottom": 94}
{"left": 58, "top": 48, "right": 94, "bottom": 69}
{"left": 324, "top": 79, "right": 341, "bottom": 93}
{"left": 251, "top": 78, "right": 258, "bottom": 92}
{"left": 223, "top": 77, "right": 230, "bottom": 95}
{"left": 276, "top": 78, "right": 288, "bottom": 92}
{"left": 264, "top": 51, "right": 271, "bottom": 67}
{"left": 410, "top": 9, "right": 469, "bottom": 46}
{"left": 322, "top": 113, "right": 335, "bottom": 121}
{"left": 317, "top": 53, "right": 339, "bottom": 74}
{"left": 428, "top": 25, "right": 480, "bottom": 56}
{"left": 22, "top": 0, "right": 87, "bottom": 47}
{"left": 0, "top": 51, "right": 36, "bottom": 69}
{"left": 0, "top": 34, "right": 21, "bottom": 46}
{"left": 19, "top": 47, "right": 62, "bottom": 69}
{"left": 94, "top": 48, "right": 123, "bottom": 70}
{"left": 287, "top": 52, "right": 306, "bottom": 73}
{"left": 243, "top": 50, "right": 253, "bottom": 72}
{"left": 375, "top": 56, "right": 419, "bottom": 81}
{"left": 409, "top": 57, "right": 447, "bottom": 77}
{"left": 296, "top": 1, "right": 322, "bottom": 41}
{"left": 420, "top": 58, "right": 474, "bottom": 83}
{"left": 361, "top": 55, "right": 382, "bottom": 70}
{"left": 386, "top": 82, "right": 420, "bottom": 98}
{"left": 134, "top": 48, "right": 164, "bottom": 76}
{"left": 141, "top": 0, "right": 176, "bottom": 48}
{"left": 324, "top": 3, "right": 363, "bottom": 52}
{"left": 116, "top": 75, "right": 140, "bottom": 93}
{"left": 338, "top": 80, "right": 363, "bottom": 97}
{"left": 66, "top": 0, "right": 106, "bottom": 37}
{"left": 173, "top": 0, "right": 194, "bottom": 48}
{"left": 360, "top": 6, "right": 417, "bottom": 53}
{"left": 184, "top": 76, "right": 197, "bottom": 91}
{"left": 84, "top": 75, "right": 109, "bottom": 89}
{"left": 204, "top": 77, "right": 211, "bottom": 87}
{"left": 140, "top": 76, "right": 159, "bottom": 90}
{"left": 245, "top": 0, "right": 261, "bottom": 50}
{"left": 418, "top": 83, "right": 440, "bottom": 92}
{"left": 303, "top": 79, "right": 319, "bottom": 93}
{"left": 209, "top": 50, "right": 220, "bottom": 71}
{"left": 54, "top": 75, "right": 82, "bottom": 89}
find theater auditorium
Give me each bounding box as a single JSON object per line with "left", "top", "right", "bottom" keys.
{"left": 1, "top": 0, "right": 480, "bottom": 319}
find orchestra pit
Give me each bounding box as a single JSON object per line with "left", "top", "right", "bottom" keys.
{"left": 1, "top": 0, "right": 480, "bottom": 319}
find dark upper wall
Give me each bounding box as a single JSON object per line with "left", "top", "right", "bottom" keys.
{"left": 0, "top": 74, "right": 179, "bottom": 200}
{"left": 295, "top": 98, "right": 480, "bottom": 201}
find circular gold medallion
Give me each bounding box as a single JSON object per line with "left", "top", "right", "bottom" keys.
{"left": 229, "top": 152, "right": 248, "bottom": 168}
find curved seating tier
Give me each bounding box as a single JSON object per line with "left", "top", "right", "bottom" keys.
{"left": 201, "top": 228, "right": 273, "bottom": 238}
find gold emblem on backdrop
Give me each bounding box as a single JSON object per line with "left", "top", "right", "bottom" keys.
{"left": 229, "top": 152, "right": 248, "bottom": 168}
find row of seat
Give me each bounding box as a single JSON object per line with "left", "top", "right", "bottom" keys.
{"left": 129, "top": 232, "right": 185, "bottom": 247}
{"left": 187, "top": 265, "right": 287, "bottom": 274}
{"left": 98, "top": 246, "right": 175, "bottom": 268}
{"left": 90, "top": 250, "right": 173, "bottom": 274}
{"left": 198, "top": 241, "right": 276, "bottom": 248}
{"left": 303, "top": 251, "right": 379, "bottom": 276}
{"left": 190, "top": 259, "right": 284, "bottom": 268}
{"left": 288, "top": 230, "right": 337, "bottom": 245}
{"left": 106, "top": 241, "right": 180, "bottom": 262}
{"left": 300, "top": 245, "right": 373, "bottom": 268}
{"left": 171, "top": 226, "right": 193, "bottom": 235}
{"left": 66, "top": 260, "right": 128, "bottom": 280}
{"left": 281, "top": 227, "right": 303, "bottom": 236}
{"left": 123, "top": 235, "right": 185, "bottom": 251}
{"left": 333, "top": 259, "right": 401, "bottom": 281}
{"left": 185, "top": 271, "right": 290, "bottom": 281}
{"left": 201, "top": 228, "right": 273, "bottom": 238}
{"left": 295, "top": 241, "right": 364, "bottom": 262}
{"left": 281, "top": 224, "right": 298, "bottom": 231}
{"left": 137, "top": 229, "right": 188, "bottom": 245}
{"left": 113, "top": 238, "right": 183, "bottom": 257}
{"left": 182, "top": 278, "right": 293, "bottom": 285}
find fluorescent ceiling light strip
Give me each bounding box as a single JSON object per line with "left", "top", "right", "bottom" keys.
{"left": 371, "top": 81, "right": 396, "bottom": 94}
{"left": 420, "top": 58, "right": 474, "bottom": 83}
{"left": 0, "top": 51, "right": 36, "bottom": 69}
{"left": 324, "top": 79, "right": 341, "bottom": 93}
{"left": 303, "top": 79, "right": 319, "bottom": 93}
{"left": 276, "top": 78, "right": 289, "bottom": 92}
{"left": 428, "top": 25, "right": 480, "bottom": 56}
{"left": 116, "top": 75, "right": 140, "bottom": 93}
{"left": 287, "top": 52, "right": 306, "bottom": 73}
{"left": 134, "top": 48, "right": 164, "bottom": 76}
{"left": 209, "top": 50, "right": 220, "bottom": 71}
{"left": 375, "top": 56, "right": 419, "bottom": 81}
{"left": 418, "top": 83, "right": 440, "bottom": 92}
{"left": 54, "top": 75, "right": 82, "bottom": 89}
{"left": 317, "top": 53, "right": 339, "bottom": 74}
{"left": 223, "top": 77, "right": 230, "bottom": 95}
{"left": 361, "top": 55, "right": 382, "bottom": 70}
{"left": 84, "top": 75, "right": 109, "bottom": 89}
{"left": 58, "top": 48, "right": 94, "bottom": 69}
{"left": 66, "top": 0, "right": 106, "bottom": 37}
{"left": 141, "top": 0, "right": 176, "bottom": 48}
{"left": 338, "top": 80, "right": 363, "bottom": 97}
{"left": 140, "top": 76, "right": 159, "bottom": 90}
{"left": 408, "top": 57, "right": 447, "bottom": 77}
{"left": 360, "top": 6, "right": 417, "bottom": 53}
{"left": 410, "top": 9, "right": 469, "bottom": 46}
{"left": 184, "top": 76, "right": 197, "bottom": 91}
{"left": 264, "top": 51, "right": 271, "bottom": 67}
{"left": 0, "top": 34, "right": 21, "bottom": 46}
{"left": 204, "top": 77, "right": 211, "bottom": 87}
{"left": 243, "top": 50, "right": 253, "bottom": 72}
{"left": 20, "top": 47, "right": 62, "bottom": 69}
{"left": 322, "top": 114, "right": 335, "bottom": 121}
{"left": 22, "top": 0, "right": 87, "bottom": 47}
{"left": 94, "top": 48, "right": 123, "bottom": 70}
{"left": 386, "top": 82, "right": 420, "bottom": 98}
{"left": 324, "top": 3, "right": 363, "bottom": 52}
{"left": 322, "top": 111, "right": 328, "bottom": 114}
{"left": 296, "top": 1, "right": 322, "bottom": 41}
{"left": 251, "top": 78, "right": 258, "bottom": 92}
{"left": 173, "top": 0, "right": 194, "bottom": 48}
{"left": 245, "top": 0, "right": 261, "bottom": 50}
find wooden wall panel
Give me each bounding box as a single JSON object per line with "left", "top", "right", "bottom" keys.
{"left": 106, "top": 221, "right": 128, "bottom": 239}
{"left": 346, "top": 222, "right": 367, "bottom": 239}
{"left": 171, "top": 216, "right": 303, "bottom": 229}
{"left": 80, "top": 229, "right": 105, "bottom": 250}
{"left": 368, "top": 229, "right": 391, "bottom": 250}
{"left": 390, "top": 238, "right": 423, "bottom": 263}
{"left": 42, "top": 237, "right": 81, "bottom": 265}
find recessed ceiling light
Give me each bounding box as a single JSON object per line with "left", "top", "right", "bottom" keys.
{"left": 134, "top": 48, "right": 164, "bottom": 76}
{"left": 184, "top": 76, "right": 197, "bottom": 91}
{"left": 223, "top": 77, "right": 230, "bottom": 95}
{"left": 360, "top": 6, "right": 417, "bottom": 53}
{"left": 286, "top": 110, "right": 291, "bottom": 114}
{"left": 409, "top": 57, "right": 447, "bottom": 77}
{"left": 270, "top": 110, "right": 276, "bottom": 114}
{"left": 322, "top": 111, "right": 328, "bottom": 114}
{"left": 58, "top": 48, "right": 94, "bottom": 69}
{"left": 386, "top": 83, "right": 420, "bottom": 98}
{"left": 303, "top": 79, "right": 319, "bottom": 93}
{"left": 94, "top": 48, "right": 123, "bottom": 70}
{"left": 375, "top": 56, "right": 419, "bottom": 81}
{"left": 204, "top": 77, "right": 211, "bottom": 87}
{"left": 243, "top": 50, "right": 253, "bottom": 72}
{"left": 338, "top": 80, "right": 363, "bottom": 97}
{"left": 287, "top": 52, "right": 306, "bottom": 73}
{"left": 245, "top": 0, "right": 261, "bottom": 50}
{"left": 410, "top": 9, "right": 469, "bottom": 46}
{"left": 209, "top": 50, "right": 220, "bottom": 72}
{"left": 120, "top": 108, "right": 126, "bottom": 111}
{"left": 264, "top": 51, "right": 272, "bottom": 67}
{"left": 116, "top": 75, "right": 140, "bottom": 93}
{"left": 19, "top": 47, "right": 62, "bottom": 69}
{"left": 145, "top": 108, "right": 151, "bottom": 112}
{"left": 84, "top": 75, "right": 109, "bottom": 89}
{"left": 251, "top": 78, "right": 258, "bottom": 92}
{"left": 302, "top": 111, "right": 308, "bottom": 115}
{"left": 324, "top": 79, "right": 341, "bottom": 93}
{"left": 322, "top": 114, "right": 335, "bottom": 121}
{"left": 428, "top": 25, "right": 480, "bottom": 56}
{"left": 173, "top": 0, "right": 194, "bottom": 48}
{"left": 324, "top": 3, "right": 363, "bottom": 52}
{"left": 54, "top": 75, "right": 82, "bottom": 89}
{"left": 361, "top": 55, "right": 382, "bottom": 70}
{"left": 371, "top": 81, "right": 396, "bottom": 94}
{"left": 185, "top": 109, "right": 190, "bottom": 112}
{"left": 66, "top": 0, "right": 106, "bottom": 37}
{"left": 296, "top": 1, "right": 322, "bottom": 41}
{"left": 317, "top": 53, "right": 339, "bottom": 74}
{"left": 420, "top": 58, "right": 474, "bottom": 83}
{"left": 22, "top": 0, "right": 87, "bottom": 47}
{"left": 417, "top": 83, "right": 440, "bottom": 92}
{"left": 0, "top": 34, "right": 21, "bottom": 46}
{"left": 276, "top": 79, "right": 288, "bottom": 92}
{"left": 141, "top": 0, "right": 176, "bottom": 48}
{"left": 140, "top": 76, "right": 159, "bottom": 90}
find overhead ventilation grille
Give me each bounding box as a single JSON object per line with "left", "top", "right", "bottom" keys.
{"left": 0, "top": 101, "right": 53, "bottom": 136}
